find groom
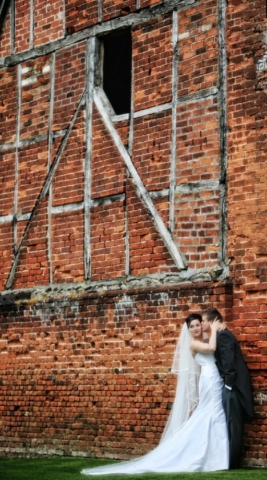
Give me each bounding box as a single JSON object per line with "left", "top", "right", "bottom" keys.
{"left": 201, "top": 307, "right": 254, "bottom": 469}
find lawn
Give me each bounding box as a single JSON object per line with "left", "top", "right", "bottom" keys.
{"left": 0, "top": 457, "right": 266, "bottom": 480}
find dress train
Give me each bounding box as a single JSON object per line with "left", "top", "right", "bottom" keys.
{"left": 81, "top": 353, "right": 229, "bottom": 475}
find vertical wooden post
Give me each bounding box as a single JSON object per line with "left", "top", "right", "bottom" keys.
{"left": 14, "top": 63, "right": 21, "bottom": 252}
{"left": 169, "top": 8, "right": 178, "bottom": 234}
{"left": 48, "top": 52, "right": 55, "bottom": 284}
{"left": 218, "top": 0, "right": 229, "bottom": 267}
{"left": 30, "top": 0, "right": 34, "bottom": 49}
{"left": 98, "top": 0, "right": 102, "bottom": 23}
{"left": 125, "top": 36, "right": 135, "bottom": 276}
{"left": 84, "top": 37, "right": 96, "bottom": 280}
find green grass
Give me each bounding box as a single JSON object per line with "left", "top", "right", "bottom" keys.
{"left": 0, "top": 457, "right": 266, "bottom": 480}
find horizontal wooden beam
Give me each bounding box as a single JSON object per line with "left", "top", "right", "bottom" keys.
{"left": 0, "top": 0, "right": 197, "bottom": 68}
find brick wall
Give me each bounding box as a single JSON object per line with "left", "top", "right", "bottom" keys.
{"left": 0, "top": 1, "right": 225, "bottom": 288}
{"left": 0, "top": 0, "right": 266, "bottom": 467}
{"left": 0, "top": 283, "right": 234, "bottom": 459}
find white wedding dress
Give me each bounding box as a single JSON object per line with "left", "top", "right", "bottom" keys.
{"left": 81, "top": 352, "right": 229, "bottom": 475}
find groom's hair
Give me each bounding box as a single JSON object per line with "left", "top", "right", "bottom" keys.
{"left": 202, "top": 307, "right": 222, "bottom": 322}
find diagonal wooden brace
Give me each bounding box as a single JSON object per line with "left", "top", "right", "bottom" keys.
{"left": 94, "top": 87, "right": 187, "bottom": 270}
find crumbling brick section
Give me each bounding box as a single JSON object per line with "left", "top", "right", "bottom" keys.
{"left": 0, "top": 7, "right": 10, "bottom": 56}
{"left": 0, "top": 67, "right": 17, "bottom": 144}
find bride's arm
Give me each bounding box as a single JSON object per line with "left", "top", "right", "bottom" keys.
{"left": 191, "top": 320, "right": 221, "bottom": 354}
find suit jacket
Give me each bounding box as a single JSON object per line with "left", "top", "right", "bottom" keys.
{"left": 215, "top": 329, "right": 254, "bottom": 419}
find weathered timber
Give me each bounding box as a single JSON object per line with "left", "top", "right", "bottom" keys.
{"left": 0, "top": 0, "right": 197, "bottom": 68}
{"left": 98, "top": 0, "right": 103, "bottom": 23}
{"left": 13, "top": 64, "right": 21, "bottom": 251}
{"left": 30, "top": 0, "right": 34, "bottom": 49}
{"left": 84, "top": 37, "right": 96, "bottom": 280}
{"left": 47, "top": 52, "right": 56, "bottom": 284}
{"left": 169, "top": 9, "right": 178, "bottom": 234}
{"left": 218, "top": 0, "right": 229, "bottom": 268}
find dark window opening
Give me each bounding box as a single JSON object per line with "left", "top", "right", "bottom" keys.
{"left": 102, "top": 29, "right": 132, "bottom": 115}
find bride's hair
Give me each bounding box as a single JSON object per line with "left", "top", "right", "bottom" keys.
{"left": 185, "top": 313, "right": 202, "bottom": 328}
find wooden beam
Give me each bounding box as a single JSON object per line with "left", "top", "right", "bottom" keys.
{"left": 0, "top": 0, "right": 197, "bottom": 68}
{"left": 47, "top": 53, "right": 55, "bottom": 284}
{"left": 14, "top": 63, "right": 22, "bottom": 251}
{"left": 169, "top": 9, "right": 178, "bottom": 233}
{"left": 218, "top": 0, "right": 228, "bottom": 267}
{"left": 98, "top": 0, "right": 102, "bottom": 23}
{"left": 84, "top": 37, "right": 96, "bottom": 280}
{"left": 30, "top": 0, "right": 34, "bottom": 49}
{"left": 94, "top": 87, "right": 187, "bottom": 271}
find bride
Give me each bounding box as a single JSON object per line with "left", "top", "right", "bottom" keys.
{"left": 81, "top": 313, "right": 229, "bottom": 475}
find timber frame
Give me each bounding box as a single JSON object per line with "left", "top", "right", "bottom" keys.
{"left": 0, "top": 0, "right": 228, "bottom": 290}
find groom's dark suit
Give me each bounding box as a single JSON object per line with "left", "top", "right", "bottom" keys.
{"left": 215, "top": 329, "right": 254, "bottom": 469}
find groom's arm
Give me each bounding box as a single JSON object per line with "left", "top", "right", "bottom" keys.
{"left": 217, "top": 331, "right": 237, "bottom": 388}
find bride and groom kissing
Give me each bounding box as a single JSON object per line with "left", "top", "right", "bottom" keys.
{"left": 81, "top": 307, "right": 254, "bottom": 475}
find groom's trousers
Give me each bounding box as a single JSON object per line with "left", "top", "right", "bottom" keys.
{"left": 222, "top": 386, "right": 244, "bottom": 469}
